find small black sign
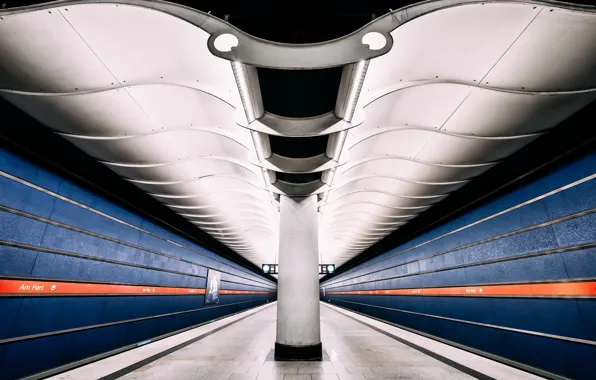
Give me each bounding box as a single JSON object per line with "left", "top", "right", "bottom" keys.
{"left": 319, "top": 264, "right": 335, "bottom": 274}
{"left": 262, "top": 264, "right": 278, "bottom": 274}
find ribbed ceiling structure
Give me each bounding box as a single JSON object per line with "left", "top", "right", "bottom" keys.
{"left": 1, "top": 0, "right": 595, "bottom": 268}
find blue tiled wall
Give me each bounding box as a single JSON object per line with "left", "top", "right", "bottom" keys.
{"left": 321, "top": 152, "right": 596, "bottom": 380}
{"left": 0, "top": 149, "right": 276, "bottom": 380}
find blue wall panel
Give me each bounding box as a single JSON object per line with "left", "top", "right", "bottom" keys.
{"left": 0, "top": 246, "right": 38, "bottom": 277}
{"left": 559, "top": 247, "right": 596, "bottom": 278}
{"left": 340, "top": 155, "right": 596, "bottom": 280}
{"left": 0, "top": 299, "right": 23, "bottom": 339}
{"left": 322, "top": 153, "right": 596, "bottom": 380}
{"left": 56, "top": 181, "right": 144, "bottom": 228}
{"left": 0, "top": 154, "right": 62, "bottom": 194}
{"left": 0, "top": 211, "right": 48, "bottom": 246}
{"left": 576, "top": 299, "right": 596, "bottom": 341}
{"left": 0, "top": 149, "right": 276, "bottom": 380}
{"left": 0, "top": 297, "right": 274, "bottom": 380}
{"left": 0, "top": 176, "right": 56, "bottom": 218}
{"left": 49, "top": 199, "right": 143, "bottom": 246}
{"left": 330, "top": 299, "right": 596, "bottom": 380}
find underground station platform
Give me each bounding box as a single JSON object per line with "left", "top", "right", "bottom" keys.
{"left": 0, "top": 0, "right": 595, "bottom": 379}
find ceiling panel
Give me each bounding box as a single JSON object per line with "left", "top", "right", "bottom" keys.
{"left": 1, "top": 0, "right": 595, "bottom": 271}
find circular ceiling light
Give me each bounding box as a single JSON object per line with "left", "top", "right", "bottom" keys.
{"left": 361, "top": 32, "right": 387, "bottom": 51}
{"left": 214, "top": 33, "right": 239, "bottom": 52}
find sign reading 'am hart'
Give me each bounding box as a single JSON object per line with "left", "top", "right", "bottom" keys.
{"left": 6, "top": 281, "right": 56, "bottom": 293}
{"left": 0, "top": 280, "right": 203, "bottom": 295}
{"left": 0, "top": 279, "right": 275, "bottom": 296}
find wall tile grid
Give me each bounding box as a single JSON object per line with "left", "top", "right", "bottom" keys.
{"left": 320, "top": 152, "right": 596, "bottom": 380}
{"left": 0, "top": 149, "right": 276, "bottom": 380}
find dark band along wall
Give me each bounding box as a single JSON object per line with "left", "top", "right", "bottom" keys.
{"left": 320, "top": 152, "right": 596, "bottom": 380}
{"left": 0, "top": 149, "right": 276, "bottom": 380}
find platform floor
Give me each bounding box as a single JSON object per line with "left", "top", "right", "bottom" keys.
{"left": 118, "top": 304, "right": 478, "bottom": 380}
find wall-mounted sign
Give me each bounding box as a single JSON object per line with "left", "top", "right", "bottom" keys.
{"left": 262, "top": 264, "right": 335, "bottom": 274}
{"left": 319, "top": 264, "right": 335, "bottom": 274}
{"left": 262, "top": 264, "right": 278, "bottom": 274}
{"left": 204, "top": 269, "right": 221, "bottom": 305}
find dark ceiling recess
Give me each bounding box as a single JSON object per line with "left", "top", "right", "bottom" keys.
{"left": 2, "top": 1, "right": 408, "bottom": 31}
{"left": 322, "top": 99, "right": 596, "bottom": 280}
{"left": 226, "top": 8, "right": 381, "bottom": 44}
{"left": 270, "top": 135, "right": 329, "bottom": 158}
{"left": 258, "top": 68, "right": 343, "bottom": 118}
{"left": 5, "top": 1, "right": 595, "bottom": 41}
{"left": 276, "top": 172, "right": 321, "bottom": 184}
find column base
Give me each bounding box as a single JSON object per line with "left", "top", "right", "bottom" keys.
{"left": 274, "top": 342, "right": 322, "bottom": 361}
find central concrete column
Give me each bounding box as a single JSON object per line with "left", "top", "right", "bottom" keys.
{"left": 275, "top": 195, "right": 322, "bottom": 360}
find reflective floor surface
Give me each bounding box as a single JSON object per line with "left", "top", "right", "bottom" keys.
{"left": 119, "top": 303, "right": 475, "bottom": 380}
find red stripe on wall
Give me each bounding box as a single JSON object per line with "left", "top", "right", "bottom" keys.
{"left": 0, "top": 279, "right": 204, "bottom": 295}
{"left": 220, "top": 289, "right": 275, "bottom": 295}
{"left": 0, "top": 279, "right": 275, "bottom": 296}
{"left": 323, "top": 281, "right": 596, "bottom": 297}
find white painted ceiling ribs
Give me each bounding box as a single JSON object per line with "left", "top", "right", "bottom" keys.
{"left": 1, "top": 0, "right": 595, "bottom": 268}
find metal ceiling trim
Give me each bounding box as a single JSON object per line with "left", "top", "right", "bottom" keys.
{"left": 256, "top": 153, "right": 336, "bottom": 174}
{"left": 246, "top": 112, "right": 355, "bottom": 137}
{"left": 271, "top": 179, "right": 329, "bottom": 196}
{"left": 359, "top": 79, "right": 596, "bottom": 110}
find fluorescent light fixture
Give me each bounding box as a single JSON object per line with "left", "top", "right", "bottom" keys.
{"left": 320, "top": 61, "right": 369, "bottom": 212}
{"left": 232, "top": 62, "right": 278, "bottom": 212}
{"left": 341, "top": 61, "right": 369, "bottom": 123}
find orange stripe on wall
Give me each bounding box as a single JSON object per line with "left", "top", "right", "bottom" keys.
{"left": 0, "top": 279, "right": 204, "bottom": 295}
{"left": 0, "top": 279, "right": 275, "bottom": 296}
{"left": 220, "top": 289, "right": 275, "bottom": 295}
{"left": 323, "top": 281, "right": 596, "bottom": 297}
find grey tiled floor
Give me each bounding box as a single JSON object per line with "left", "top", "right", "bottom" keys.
{"left": 121, "top": 304, "right": 473, "bottom": 380}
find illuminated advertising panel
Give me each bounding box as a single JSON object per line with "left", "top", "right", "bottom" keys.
{"left": 204, "top": 269, "right": 221, "bottom": 305}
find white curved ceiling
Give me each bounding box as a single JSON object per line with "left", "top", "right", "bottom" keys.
{"left": 0, "top": 2, "right": 278, "bottom": 265}
{"left": 319, "top": 2, "right": 596, "bottom": 265}
{"left": 1, "top": 1, "right": 595, "bottom": 269}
